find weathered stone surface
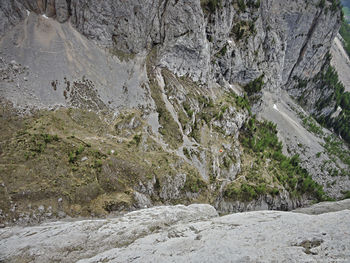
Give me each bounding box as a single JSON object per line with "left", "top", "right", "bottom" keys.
{"left": 0, "top": 203, "right": 349, "bottom": 263}
{"left": 0, "top": 0, "right": 341, "bottom": 86}
{"left": 0, "top": 14, "right": 151, "bottom": 111}
{"left": 294, "top": 199, "right": 350, "bottom": 215}
{"left": 55, "top": 0, "right": 69, "bottom": 23}
{"left": 45, "top": 0, "right": 56, "bottom": 17}
{"left": 216, "top": 190, "right": 304, "bottom": 214}
{"left": 0, "top": 0, "right": 26, "bottom": 37}
{"left": 0, "top": 204, "right": 218, "bottom": 262}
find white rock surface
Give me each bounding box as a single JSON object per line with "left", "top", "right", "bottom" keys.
{"left": 294, "top": 199, "right": 350, "bottom": 215}
{"left": 1, "top": 203, "right": 349, "bottom": 263}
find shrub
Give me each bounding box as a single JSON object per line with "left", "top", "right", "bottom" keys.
{"left": 201, "top": 0, "right": 222, "bottom": 13}
{"left": 344, "top": 191, "right": 350, "bottom": 199}
{"left": 68, "top": 152, "right": 77, "bottom": 163}
{"left": 244, "top": 75, "right": 264, "bottom": 95}
{"left": 76, "top": 144, "right": 85, "bottom": 155}
{"left": 237, "top": 0, "right": 246, "bottom": 12}
{"left": 133, "top": 134, "right": 142, "bottom": 146}
{"left": 239, "top": 117, "right": 328, "bottom": 201}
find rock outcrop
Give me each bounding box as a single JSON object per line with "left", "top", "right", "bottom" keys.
{"left": 1, "top": 202, "right": 350, "bottom": 262}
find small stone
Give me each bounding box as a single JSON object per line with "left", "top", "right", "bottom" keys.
{"left": 81, "top": 157, "right": 88, "bottom": 162}
{"left": 58, "top": 211, "right": 66, "bottom": 218}
{"left": 38, "top": 205, "right": 45, "bottom": 212}
{"left": 58, "top": 197, "right": 63, "bottom": 202}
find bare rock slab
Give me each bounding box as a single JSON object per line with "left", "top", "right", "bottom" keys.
{"left": 1, "top": 203, "right": 350, "bottom": 262}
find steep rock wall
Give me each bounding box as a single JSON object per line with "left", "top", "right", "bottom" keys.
{"left": 0, "top": 0, "right": 341, "bottom": 87}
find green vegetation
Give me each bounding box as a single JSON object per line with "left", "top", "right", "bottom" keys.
{"left": 323, "top": 134, "right": 350, "bottom": 169}
{"left": 224, "top": 117, "right": 329, "bottom": 202}
{"left": 68, "top": 144, "right": 85, "bottom": 163}
{"left": 302, "top": 116, "right": 324, "bottom": 135}
{"left": 0, "top": 102, "right": 209, "bottom": 223}
{"left": 184, "top": 172, "right": 207, "bottom": 193}
{"left": 237, "top": 0, "right": 246, "bottom": 12}
{"left": 109, "top": 47, "right": 135, "bottom": 62}
{"left": 330, "top": 0, "right": 342, "bottom": 11}
{"left": 319, "top": 0, "right": 326, "bottom": 8}
{"left": 130, "top": 134, "right": 142, "bottom": 146}
{"left": 201, "top": 0, "right": 222, "bottom": 13}
{"left": 297, "top": 111, "right": 324, "bottom": 136}
{"left": 314, "top": 56, "right": 350, "bottom": 144}
{"left": 244, "top": 75, "right": 264, "bottom": 96}
{"left": 183, "top": 147, "right": 191, "bottom": 159}
{"left": 231, "top": 20, "right": 257, "bottom": 41}
{"left": 246, "top": 0, "right": 260, "bottom": 9}
{"left": 26, "top": 133, "right": 59, "bottom": 155}
{"left": 320, "top": 0, "right": 341, "bottom": 12}
{"left": 343, "top": 190, "right": 350, "bottom": 199}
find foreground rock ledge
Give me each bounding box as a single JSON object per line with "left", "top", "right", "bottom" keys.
{"left": 1, "top": 203, "right": 350, "bottom": 263}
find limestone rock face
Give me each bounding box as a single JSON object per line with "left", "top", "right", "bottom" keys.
{"left": 294, "top": 199, "right": 350, "bottom": 215}
{"left": 55, "top": 0, "right": 69, "bottom": 23}
{"left": 0, "top": 0, "right": 341, "bottom": 86}
{"left": 0, "top": 1, "right": 26, "bottom": 37}
{"left": 0, "top": 203, "right": 349, "bottom": 263}
{"left": 0, "top": 0, "right": 341, "bottom": 118}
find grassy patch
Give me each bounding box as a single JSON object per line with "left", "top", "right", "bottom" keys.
{"left": 0, "top": 102, "right": 210, "bottom": 224}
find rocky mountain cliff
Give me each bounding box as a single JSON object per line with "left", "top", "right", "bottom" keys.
{"left": 0, "top": 0, "right": 349, "bottom": 226}
{"left": 0, "top": 0, "right": 342, "bottom": 95}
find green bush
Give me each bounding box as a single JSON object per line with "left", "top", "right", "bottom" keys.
{"left": 201, "top": 0, "right": 222, "bottom": 13}
{"left": 239, "top": 117, "right": 328, "bottom": 201}
{"left": 344, "top": 191, "right": 350, "bottom": 199}
{"left": 132, "top": 134, "right": 142, "bottom": 146}
{"left": 237, "top": 0, "right": 246, "bottom": 12}
{"left": 184, "top": 172, "right": 207, "bottom": 193}
{"left": 68, "top": 151, "right": 77, "bottom": 163}
{"left": 244, "top": 75, "right": 264, "bottom": 95}
{"left": 76, "top": 144, "right": 85, "bottom": 155}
